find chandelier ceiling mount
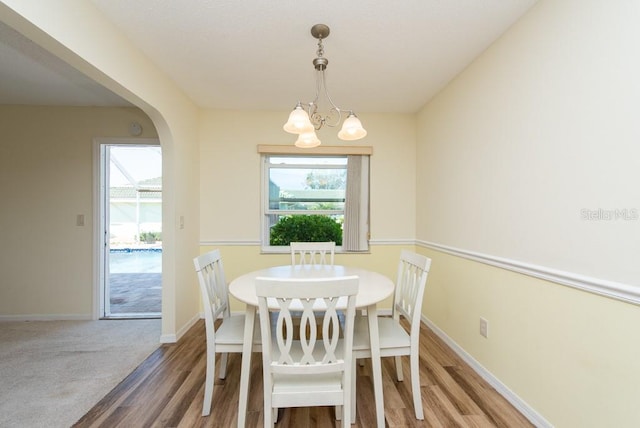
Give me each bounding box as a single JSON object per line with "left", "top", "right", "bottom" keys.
{"left": 283, "top": 24, "right": 367, "bottom": 148}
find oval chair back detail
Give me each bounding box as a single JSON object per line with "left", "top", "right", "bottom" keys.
{"left": 255, "top": 275, "right": 359, "bottom": 428}
{"left": 290, "top": 241, "right": 336, "bottom": 266}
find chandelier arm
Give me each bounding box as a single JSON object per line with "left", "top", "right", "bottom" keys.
{"left": 303, "top": 70, "right": 325, "bottom": 130}
{"left": 310, "top": 112, "right": 322, "bottom": 130}
{"left": 318, "top": 69, "right": 343, "bottom": 128}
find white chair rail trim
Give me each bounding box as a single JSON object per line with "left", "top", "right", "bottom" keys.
{"left": 200, "top": 238, "right": 414, "bottom": 247}
{"left": 201, "top": 239, "right": 260, "bottom": 246}
{"left": 198, "top": 239, "right": 638, "bottom": 305}
{"left": 417, "top": 240, "right": 640, "bottom": 306}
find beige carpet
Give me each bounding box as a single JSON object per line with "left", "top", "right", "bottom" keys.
{"left": 0, "top": 319, "right": 161, "bottom": 427}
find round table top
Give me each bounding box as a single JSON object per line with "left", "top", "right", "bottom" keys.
{"left": 229, "top": 264, "right": 394, "bottom": 308}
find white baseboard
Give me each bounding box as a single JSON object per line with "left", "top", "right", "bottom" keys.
{"left": 159, "top": 333, "right": 176, "bottom": 343}
{"left": 160, "top": 312, "right": 201, "bottom": 344}
{"left": 422, "top": 316, "right": 552, "bottom": 428}
{"left": 229, "top": 306, "right": 550, "bottom": 424}
{"left": 0, "top": 313, "right": 93, "bottom": 321}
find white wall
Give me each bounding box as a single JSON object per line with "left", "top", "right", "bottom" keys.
{"left": 416, "top": 1, "right": 640, "bottom": 426}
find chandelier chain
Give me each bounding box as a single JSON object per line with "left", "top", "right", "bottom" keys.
{"left": 317, "top": 38, "right": 324, "bottom": 59}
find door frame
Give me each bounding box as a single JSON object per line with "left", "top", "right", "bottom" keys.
{"left": 92, "top": 138, "right": 161, "bottom": 320}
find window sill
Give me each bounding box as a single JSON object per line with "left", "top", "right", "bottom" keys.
{"left": 260, "top": 246, "right": 370, "bottom": 255}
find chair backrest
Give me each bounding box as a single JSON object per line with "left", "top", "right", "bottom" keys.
{"left": 193, "top": 249, "right": 230, "bottom": 333}
{"left": 290, "top": 241, "right": 336, "bottom": 266}
{"left": 255, "top": 276, "right": 358, "bottom": 376}
{"left": 394, "top": 250, "right": 432, "bottom": 332}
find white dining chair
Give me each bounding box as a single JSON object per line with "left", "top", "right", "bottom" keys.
{"left": 290, "top": 241, "right": 336, "bottom": 266}
{"left": 351, "top": 250, "right": 432, "bottom": 421}
{"left": 193, "top": 249, "right": 261, "bottom": 416}
{"left": 255, "top": 275, "right": 359, "bottom": 428}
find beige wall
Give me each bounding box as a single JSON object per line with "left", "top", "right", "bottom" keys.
{"left": 0, "top": 106, "right": 157, "bottom": 316}
{"left": 198, "top": 109, "right": 418, "bottom": 310}
{"left": 420, "top": 247, "right": 640, "bottom": 427}
{"left": 3, "top": 0, "right": 639, "bottom": 425}
{"left": 1, "top": 0, "right": 202, "bottom": 340}
{"left": 199, "top": 109, "right": 416, "bottom": 243}
{"left": 416, "top": 0, "right": 640, "bottom": 285}
{"left": 416, "top": 0, "right": 640, "bottom": 426}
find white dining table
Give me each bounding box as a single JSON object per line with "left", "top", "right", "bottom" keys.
{"left": 228, "top": 264, "right": 394, "bottom": 428}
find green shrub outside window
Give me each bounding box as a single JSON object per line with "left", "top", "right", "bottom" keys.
{"left": 269, "top": 214, "right": 342, "bottom": 246}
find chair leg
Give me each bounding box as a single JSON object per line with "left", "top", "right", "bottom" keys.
{"left": 342, "top": 387, "right": 351, "bottom": 428}
{"left": 263, "top": 410, "right": 271, "bottom": 428}
{"left": 394, "top": 355, "right": 404, "bottom": 381}
{"left": 262, "top": 406, "right": 272, "bottom": 427}
{"left": 351, "top": 358, "right": 357, "bottom": 424}
{"left": 218, "top": 352, "right": 229, "bottom": 379}
{"left": 202, "top": 348, "right": 215, "bottom": 416}
{"left": 410, "top": 350, "right": 424, "bottom": 419}
{"left": 263, "top": 394, "right": 274, "bottom": 427}
{"left": 342, "top": 405, "right": 350, "bottom": 428}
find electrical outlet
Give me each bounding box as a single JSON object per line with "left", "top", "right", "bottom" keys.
{"left": 480, "top": 317, "right": 489, "bottom": 338}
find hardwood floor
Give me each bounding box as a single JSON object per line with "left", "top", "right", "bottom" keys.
{"left": 74, "top": 319, "right": 534, "bottom": 427}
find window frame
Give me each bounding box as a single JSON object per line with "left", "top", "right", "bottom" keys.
{"left": 261, "top": 154, "right": 347, "bottom": 252}
{"left": 258, "top": 145, "right": 372, "bottom": 254}
{"left": 257, "top": 144, "right": 373, "bottom": 253}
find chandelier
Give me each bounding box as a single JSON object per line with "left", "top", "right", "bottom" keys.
{"left": 283, "top": 24, "right": 367, "bottom": 148}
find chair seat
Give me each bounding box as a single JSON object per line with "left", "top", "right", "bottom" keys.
{"left": 273, "top": 372, "right": 343, "bottom": 393}
{"left": 271, "top": 372, "right": 344, "bottom": 408}
{"left": 215, "top": 313, "right": 261, "bottom": 345}
{"left": 353, "top": 316, "right": 411, "bottom": 356}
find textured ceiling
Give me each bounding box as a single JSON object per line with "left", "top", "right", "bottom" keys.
{"left": 0, "top": 0, "right": 537, "bottom": 112}
{"left": 0, "top": 21, "right": 133, "bottom": 107}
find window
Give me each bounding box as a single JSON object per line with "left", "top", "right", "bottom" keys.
{"left": 261, "top": 153, "right": 369, "bottom": 252}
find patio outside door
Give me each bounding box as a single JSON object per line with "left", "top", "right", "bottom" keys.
{"left": 99, "top": 142, "right": 162, "bottom": 319}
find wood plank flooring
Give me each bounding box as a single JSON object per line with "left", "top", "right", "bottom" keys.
{"left": 73, "top": 319, "right": 534, "bottom": 427}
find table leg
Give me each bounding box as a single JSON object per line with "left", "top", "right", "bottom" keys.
{"left": 237, "top": 306, "right": 255, "bottom": 428}
{"left": 367, "top": 304, "right": 385, "bottom": 427}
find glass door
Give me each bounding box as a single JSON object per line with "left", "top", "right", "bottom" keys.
{"left": 100, "top": 143, "right": 162, "bottom": 319}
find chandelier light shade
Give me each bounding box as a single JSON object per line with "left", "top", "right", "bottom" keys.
{"left": 283, "top": 24, "right": 367, "bottom": 147}
{"left": 338, "top": 112, "right": 367, "bottom": 140}
{"left": 283, "top": 102, "right": 314, "bottom": 134}
{"left": 294, "top": 131, "right": 322, "bottom": 148}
